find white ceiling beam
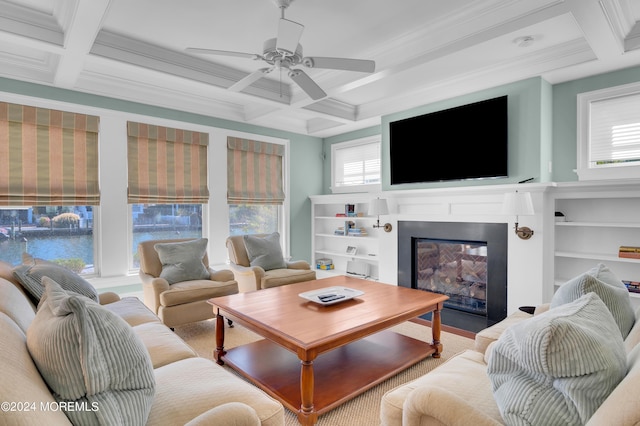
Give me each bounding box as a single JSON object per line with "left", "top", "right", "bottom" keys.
{"left": 568, "top": 0, "right": 627, "bottom": 58}
{"left": 53, "top": 0, "right": 112, "bottom": 88}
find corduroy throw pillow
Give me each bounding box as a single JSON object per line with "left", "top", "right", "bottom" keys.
{"left": 26, "top": 277, "right": 156, "bottom": 425}
{"left": 488, "top": 292, "right": 626, "bottom": 426}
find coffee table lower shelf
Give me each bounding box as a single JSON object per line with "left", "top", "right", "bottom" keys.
{"left": 221, "top": 329, "right": 435, "bottom": 416}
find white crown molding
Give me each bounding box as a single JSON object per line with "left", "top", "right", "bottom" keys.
{"left": 0, "top": 0, "right": 63, "bottom": 46}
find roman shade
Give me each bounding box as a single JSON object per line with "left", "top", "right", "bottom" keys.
{"left": 227, "top": 137, "right": 285, "bottom": 205}
{"left": 127, "top": 122, "right": 209, "bottom": 204}
{"left": 0, "top": 102, "right": 100, "bottom": 206}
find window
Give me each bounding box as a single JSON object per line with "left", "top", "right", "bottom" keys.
{"left": 127, "top": 122, "right": 209, "bottom": 268}
{"left": 228, "top": 204, "right": 279, "bottom": 236}
{"left": 331, "top": 136, "right": 381, "bottom": 193}
{"left": 577, "top": 81, "right": 640, "bottom": 180}
{"left": 0, "top": 102, "right": 100, "bottom": 273}
{"left": 227, "top": 137, "right": 284, "bottom": 237}
{"left": 0, "top": 206, "right": 94, "bottom": 274}
{"left": 130, "top": 204, "right": 202, "bottom": 269}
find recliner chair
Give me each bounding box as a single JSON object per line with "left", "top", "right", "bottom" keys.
{"left": 138, "top": 238, "right": 238, "bottom": 328}
{"left": 226, "top": 233, "right": 316, "bottom": 293}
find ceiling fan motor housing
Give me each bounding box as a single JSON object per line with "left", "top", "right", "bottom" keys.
{"left": 272, "top": 0, "right": 295, "bottom": 10}
{"left": 263, "top": 37, "right": 303, "bottom": 67}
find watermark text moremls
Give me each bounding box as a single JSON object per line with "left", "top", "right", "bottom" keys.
{"left": 1, "top": 401, "right": 99, "bottom": 412}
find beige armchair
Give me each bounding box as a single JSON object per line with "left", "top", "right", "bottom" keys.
{"left": 138, "top": 238, "right": 238, "bottom": 328}
{"left": 226, "top": 234, "right": 316, "bottom": 293}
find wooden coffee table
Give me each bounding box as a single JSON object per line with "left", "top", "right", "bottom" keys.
{"left": 207, "top": 275, "right": 448, "bottom": 425}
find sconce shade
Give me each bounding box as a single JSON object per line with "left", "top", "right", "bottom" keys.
{"left": 501, "top": 191, "right": 534, "bottom": 216}
{"left": 369, "top": 198, "right": 389, "bottom": 216}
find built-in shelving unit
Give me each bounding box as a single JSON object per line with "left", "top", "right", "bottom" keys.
{"left": 310, "top": 194, "right": 381, "bottom": 280}
{"left": 553, "top": 182, "right": 640, "bottom": 301}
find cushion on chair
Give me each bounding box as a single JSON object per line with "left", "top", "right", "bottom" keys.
{"left": 13, "top": 259, "right": 98, "bottom": 303}
{"left": 243, "top": 232, "right": 286, "bottom": 271}
{"left": 26, "top": 277, "right": 156, "bottom": 425}
{"left": 551, "top": 263, "right": 635, "bottom": 338}
{"left": 488, "top": 292, "right": 627, "bottom": 426}
{"left": 154, "top": 238, "right": 211, "bottom": 284}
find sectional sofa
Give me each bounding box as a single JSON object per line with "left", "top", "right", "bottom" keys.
{"left": 0, "top": 260, "right": 285, "bottom": 425}
{"left": 380, "top": 263, "right": 640, "bottom": 425}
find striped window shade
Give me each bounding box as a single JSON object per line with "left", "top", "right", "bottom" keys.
{"left": 227, "top": 137, "right": 285, "bottom": 204}
{"left": 127, "top": 122, "right": 209, "bottom": 204}
{"left": 0, "top": 102, "right": 100, "bottom": 206}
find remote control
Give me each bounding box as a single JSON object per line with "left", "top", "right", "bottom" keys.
{"left": 318, "top": 294, "right": 345, "bottom": 303}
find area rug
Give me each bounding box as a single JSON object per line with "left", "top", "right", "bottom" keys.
{"left": 174, "top": 319, "right": 475, "bottom": 426}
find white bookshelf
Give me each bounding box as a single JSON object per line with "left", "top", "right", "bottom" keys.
{"left": 553, "top": 181, "right": 640, "bottom": 303}
{"left": 310, "top": 194, "right": 381, "bottom": 280}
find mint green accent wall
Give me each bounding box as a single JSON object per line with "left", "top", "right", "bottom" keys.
{"left": 551, "top": 65, "right": 640, "bottom": 182}
{"left": 0, "top": 77, "right": 322, "bottom": 262}
{"left": 381, "top": 78, "right": 547, "bottom": 190}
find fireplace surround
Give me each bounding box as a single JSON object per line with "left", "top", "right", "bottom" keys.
{"left": 398, "top": 221, "right": 508, "bottom": 332}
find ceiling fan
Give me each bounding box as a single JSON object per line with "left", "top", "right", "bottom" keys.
{"left": 186, "top": 0, "right": 375, "bottom": 101}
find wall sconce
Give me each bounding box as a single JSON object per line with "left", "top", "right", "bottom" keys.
{"left": 369, "top": 197, "right": 392, "bottom": 232}
{"left": 501, "top": 190, "right": 535, "bottom": 240}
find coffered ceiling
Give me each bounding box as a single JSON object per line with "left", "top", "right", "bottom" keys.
{"left": 1, "top": 0, "right": 639, "bottom": 137}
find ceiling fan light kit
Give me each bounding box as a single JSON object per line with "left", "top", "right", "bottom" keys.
{"left": 186, "top": 0, "right": 375, "bottom": 101}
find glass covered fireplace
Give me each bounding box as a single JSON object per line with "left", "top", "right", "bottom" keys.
{"left": 415, "top": 239, "right": 487, "bottom": 316}
{"left": 398, "top": 221, "right": 508, "bottom": 332}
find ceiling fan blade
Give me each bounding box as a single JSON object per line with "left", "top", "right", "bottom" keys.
{"left": 302, "top": 57, "right": 375, "bottom": 73}
{"left": 186, "top": 48, "right": 260, "bottom": 60}
{"left": 228, "top": 68, "right": 273, "bottom": 92}
{"left": 288, "top": 69, "right": 326, "bottom": 100}
{"left": 276, "top": 18, "right": 304, "bottom": 55}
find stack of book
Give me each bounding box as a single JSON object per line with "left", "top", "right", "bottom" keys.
{"left": 347, "top": 227, "right": 368, "bottom": 236}
{"left": 316, "top": 258, "right": 334, "bottom": 270}
{"left": 334, "top": 226, "right": 368, "bottom": 236}
{"left": 623, "top": 280, "right": 640, "bottom": 293}
{"left": 619, "top": 246, "right": 640, "bottom": 259}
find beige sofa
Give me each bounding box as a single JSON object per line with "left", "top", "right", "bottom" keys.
{"left": 0, "top": 260, "right": 285, "bottom": 426}
{"left": 381, "top": 302, "right": 640, "bottom": 426}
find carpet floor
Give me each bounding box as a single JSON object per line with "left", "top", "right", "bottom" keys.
{"left": 174, "top": 319, "right": 475, "bottom": 426}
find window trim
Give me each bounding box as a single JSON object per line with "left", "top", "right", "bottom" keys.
{"left": 330, "top": 135, "right": 382, "bottom": 194}
{"left": 577, "top": 81, "right": 640, "bottom": 181}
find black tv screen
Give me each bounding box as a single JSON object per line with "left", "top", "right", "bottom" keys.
{"left": 390, "top": 95, "right": 508, "bottom": 184}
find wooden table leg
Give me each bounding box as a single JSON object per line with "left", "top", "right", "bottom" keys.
{"left": 431, "top": 303, "right": 443, "bottom": 358}
{"left": 214, "top": 309, "right": 226, "bottom": 365}
{"left": 297, "top": 357, "right": 318, "bottom": 425}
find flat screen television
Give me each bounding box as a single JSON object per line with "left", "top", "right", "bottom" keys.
{"left": 389, "top": 95, "right": 508, "bottom": 184}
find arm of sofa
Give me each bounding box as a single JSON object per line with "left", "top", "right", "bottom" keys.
{"left": 184, "top": 402, "right": 260, "bottom": 426}
{"left": 403, "top": 387, "right": 503, "bottom": 426}
{"left": 474, "top": 303, "right": 551, "bottom": 354}
{"left": 98, "top": 292, "right": 121, "bottom": 305}
{"left": 286, "top": 260, "right": 311, "bottom": 270}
